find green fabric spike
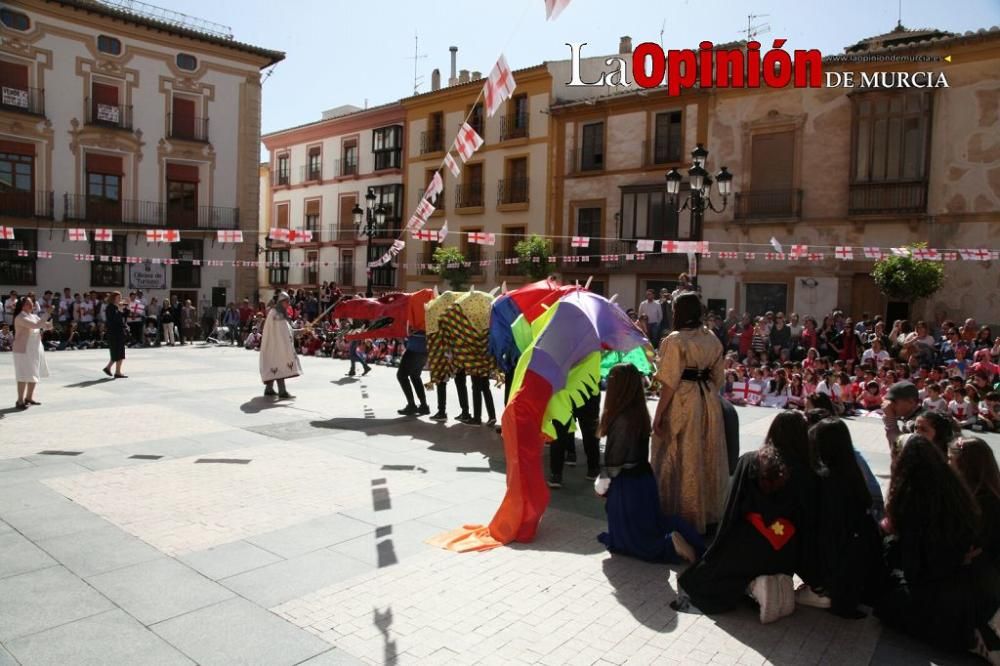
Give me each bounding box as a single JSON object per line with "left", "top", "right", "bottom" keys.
{"left": 540, "top": 351, "right": 602, "bottom": 440}
{"left": 511, "top": 314, "right": 533, "bottom": 355}
{"left": 600, "top": 346, "right": 653, "bottom": 378}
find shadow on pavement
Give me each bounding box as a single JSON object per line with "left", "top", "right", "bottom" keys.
{"left": 601, "top": 555, "right": 683, "bottom": 631}
{"left": 64, "top": 377, "right": 115, "bottom": 388}
{"left": 330, "top": 377, "right": 360, "bottom": 385}
{"left": 240, "top": 397, "right": 290, "bottom": 414}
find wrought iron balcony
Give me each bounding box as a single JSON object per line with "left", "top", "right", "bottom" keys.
{"left": 167, "top": 113, "right": 210, "bottom": 142}
{"left": 499, "top": 112, "right": 529, "bottom": 141}
{"left": 734, "top": 189, "right": 803, "bottom": 219}
{"left": 63, "top": 194, "right": 239, "bottom": 229}
{"left": 455, "top": 182, "right": 483, "bottom": 209}
{"left": 0, "top": 190, "right": 53, "bottom": 219}
{"left": 497, "top": 177, "right": 529, "bottom": 205}
{"left": 848, "top": 181, "right": 927, "bottom": 215}
{"left": 420, "top": 130, "right": 444, "bottom": 155}
{"left": 85, "top": 97, "right": 133, "bottom": 131}
{"left": 299, "top": 163, "right": 323, "bottom": 182}
{"left": 0, "top": 86, "right": 44, "bottom": 116}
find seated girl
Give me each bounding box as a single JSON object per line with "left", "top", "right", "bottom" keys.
{"left": 796, "top": 418, "right": 883, "bottom": 618}
{"left": 859, "top": 381, "right": 883, "bottom": 411}
{"left": 762, "top": 369, "right": 789, "bottom": 409}
{"left": 875, "top": 435, "right": 1000, "bottom": 663}
{"left": 949, "top": 437, "right": 1000, "bottom": 568}
{"left": 673, "top": 411, "right": 816, "bottom": 624}
{"left": 596, "top": 364, "right": 705, "bottom": 564}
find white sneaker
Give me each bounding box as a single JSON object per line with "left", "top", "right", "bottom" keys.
{"left": 795, "top": 584, "right": 832, "bottom": 609}
{"left": 670, "top": 531, "right": 697, "bottom": 564}
{"left": 776, "top": 575, "right": 796, "bottom": 619}
{"left": 749, "top": 576, "right": 781, "bottom": 624}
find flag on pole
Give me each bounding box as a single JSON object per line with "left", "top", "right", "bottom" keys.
{"left": 769, "top": 237, "right": 783, "bottom": 254}
{"left": 454, "top": 123, "right": 484, "bottom": 162}
{"left": 68, "top": 228, "right": 88, "bottom": 241}
{"left": 423, "top": 171, "right": 443, "bottom": 204}
{"left": 483, "top": 54, "right": 517, "bottom": 117}
{"left": 444, "top": 152, "right": 461, "bottom": 178}
{"left": 94, "top": 228, "right": 113, "bottom": 242}
{"left": 571, "top": 236, "right": 590, "bottom": 248}
{"left": 544, "top": 0, "right": 572, "bottom": 20}
{"left": 438, "top": 220, "right": 449, "bottom": 243}
{"left": 834, "top": 246, "right": 854, "bottom": 260}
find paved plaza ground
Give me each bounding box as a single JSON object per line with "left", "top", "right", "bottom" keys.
{"left": 0, "top": 345, "right": 997, "bottom": 665}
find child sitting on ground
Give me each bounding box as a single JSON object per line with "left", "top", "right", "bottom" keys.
{"left": 922, "top": 382, "right": 948, "bottom": 415}
{"left": 0, "top": 323, "right": 11, "bottom": 351}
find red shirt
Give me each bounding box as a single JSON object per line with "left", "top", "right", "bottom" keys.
{"left": 239, "top": 305, "right": 254, "bottom": 323}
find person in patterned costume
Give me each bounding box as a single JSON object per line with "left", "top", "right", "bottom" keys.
{"left": 425, "top": 290, "right": 470, "bottom": 422}
{"left": 439, "top": 290, "right": 497, "bottom": 426}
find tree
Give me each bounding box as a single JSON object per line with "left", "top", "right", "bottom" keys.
{"left": 871, "top": 244, "right": 945, "bottom": 301}
{"left": 432, "top": 245, "right": 470, "bottom": 291}
{"left": 514, "top": 235, "right": 553, "bottom": 281}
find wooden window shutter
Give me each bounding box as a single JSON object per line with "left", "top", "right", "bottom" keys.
{"left": 92, "top": 82, "right": 119, "bottom": 105}
{"left": 751, "top": 131, "right": 794, "bottom": 191}
{"left": 305, "top": 199, "right": 320, "bottom": 216}
{"left": 276, "top": 203, "right": 289, "bottom": 229}
{"left": 85, "top": 153, "right": 124, "bottom": 175}
{"left": 0, "top": 139, "right": 35, "bottom": 155}
{"left": 0, "top": 60, "right": 28, "bottom": 88}
{"left": 166, "top": 163, "right": 199, "bottom": 182}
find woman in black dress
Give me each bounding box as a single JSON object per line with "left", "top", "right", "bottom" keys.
{"left": 102, "top": 292, "right": 128, "bottom": 378}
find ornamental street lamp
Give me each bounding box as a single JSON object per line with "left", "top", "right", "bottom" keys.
{"left": 352, "top": 187, "right": 387, "bottom": 296}
{"left": 664, "top": 143, "right": 734, "bottom": 289}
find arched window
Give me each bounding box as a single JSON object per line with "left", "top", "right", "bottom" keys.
{"left": 97, "top": 35, "right": 122, "bottom": 55}
{"left": 0, "top": 9, "right": 30, "bottom": 31}
{"left": 176, "top": 53, "right": 198, "bottom": 71}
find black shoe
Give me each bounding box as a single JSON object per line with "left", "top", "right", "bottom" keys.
{"left": 586, "top": 468, "right": 600, "bottom": 481}
{"left": 462, "top": 418, "right": 482, "bottom": 426}
{"left": 495, "top": 425, "right": 502, "bottom": 434}
{"left": 484, "top": 417, "right": 496, "bottom": 427}
{"left": 430, "top": 411, "right": 447, "bottom": 422}
{"left": 346, "top": 371, "right": 356, "bottom": 377}
{"left": 565, "top": 452, "right": 578, "bottom": 467}
{"left": 102, "top": 367, "right": 112, "bottom": 377}
{"left": 264, "top": 388, "right": 278, "bottom": 397}
{"left": 15, "top": 401, "right": 27, "bottom": 410}
{"left": 416, "top": 405, "right": 431, "bottom": 416}
{"left": 547, "top": 474, "right": 562, "bottom": 489}
{"left": 362, "top": 367, "right": 372, "bottom": 376}
{"left": 278, "top": 392, "right": 295, "bottom": 400}
{"left": 397, "top": 405, "right": 419, "bottom": 416}
{"left": 455, "top": 412, "right": 473, "bottom": 423}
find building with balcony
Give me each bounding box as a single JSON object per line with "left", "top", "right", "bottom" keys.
{"left": 0, "top": 0, "right": 282, "bottom": 303}
{"left": 260, "top": 103, "right": 405, "bottom": 293}
{"left": 550, "top": 28, "right": 1000, "bottom": 323}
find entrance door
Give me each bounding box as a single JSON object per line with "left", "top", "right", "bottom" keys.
{"left": 745, "top": 283, "right": 788, "bottom": 316}
{"left": 850, "top": 274, "right": 886, "bottom": 320}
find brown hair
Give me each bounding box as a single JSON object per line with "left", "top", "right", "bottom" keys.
{"left": 950, "top": 437, "right": 1000, "bottom": 499}
{"left": 598, "top": 364, "right": 650, "bottom": 441}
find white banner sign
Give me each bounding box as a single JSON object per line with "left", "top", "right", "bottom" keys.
{"left": 129, "top": 261, "right": 167, "bottom": 290}
{"left": 2, "top": 87, "right": 28, "bottom": 108}
{"left": 96, "top": 103, "right": 120, "bottom": 123}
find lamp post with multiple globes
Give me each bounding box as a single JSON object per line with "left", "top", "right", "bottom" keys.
{"left": 351, "top": 187, "right": 386, "bottom": 297}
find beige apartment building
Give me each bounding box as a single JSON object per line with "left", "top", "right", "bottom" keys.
{"left": 551, "top": 26, "right": 1000, "bottom": 323}
{"left": 0, "top": 0, "right": 282, "bottom": 304}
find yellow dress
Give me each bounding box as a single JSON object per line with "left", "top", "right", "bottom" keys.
{"left": 651, "top": 327, "right": 727, "bottom": 534}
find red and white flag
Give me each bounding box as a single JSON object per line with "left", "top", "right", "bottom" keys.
{"left": 98, "top": 255, "right": 109, "bottom": 262}
{"left": 269, "top": 228, "right": 290, "bottom": 241}
{"left": 162, "top": 230, "right": 180, "bottom": 243}
{"left": 415, "top": 198, "right": 435, "bottom": 221}
{"left": 571, "top": 236, "right": 590, "bottom": 248}
{"left": 444, "top": 152, "right": 461, "bottom": 178}
{"left": 661, "top": 240, "right": 680, "bottom": 254}
{"left": 863, "top": 247, "right": 883, "bottom": 260}
{"left": 151, "top": 258, "right": 162, "bottom": 265}
{"left": 17, "top": 249, "right": 29, "bottom": 257}
{"left": 217, "top": 230, "right": 244, "bottom": 243}
{"left": 913, "top": 248, "right": 941, "bottom": 261}
{"left": 454, "top": 123, "right": 484, "bottom": 162}
{"left": 718, "top": 251, "right": 739, "bottom": 259}
{"left": 423, "top": 172, "right": 443, "bottom": 204}
{"left": 37, "top": 250, "right": 52, "bottom": 259}
{"left": 287, "top": 229, "right": 313, "bottom": 244}
{"left": 834, "top": 246, "right": 854, "bottom": 260}
{"left": 164, "top": 258, "right": 179, "bottom": 266}
{"left": 765, "top": 252, "right": 786, "bottom": 261}
{"left": 94, "top": 228, "right": 113, "bottom": 242}
{"left": 790, "top": 244, "right": 808, "bottom": 259}
{"left": 73, "top": 253, "right": 95, "bottom": 262}
{"left": 145, "top": 230, "right": 163, "bottom": 243}
{"left": 390, "top": 239, "right": 406, "bottom": 254}
{"left": 68, "top": 228, "right": 88, "bottom": 242}
{"left": 807, "top": 252, "right": 825, "bottom": 261}
{"left": 406, "top": 215, "right": 426, "bottom": 233}
{"left": 483, "top": 54, "right": 517, "bottom": 118}
{"left": 438, "top": 220, "right": 449, "bottom": 243}
{"left": 942, "top": 251, "right": 958, "bottom": 262}
{"left": 468, "top": 231, "right": 496, "bottom": 246}
{"left": 890, "top": 247, "right": 910, "bottom": 257}
{"left": 111, "top": 256, "right": 121, "bottom": 263}
{"left": 636, "top": 239, "right": 655, "bottom": 252}
{"left": 411, "top": 229, "right": 439, "bottom": 242}
{"left": 0, "top": 226, "right": 14, "bottom": 240}
{"left": 544, "top": 0, "right": 572, "bottom": 20}
{"left": 744, "top": 252, "right": 756, "bottom": 260}
{"left": 126, "top": 256, "right": 141, "bottom": 264}
{"left": 960, "top": 248, "right": 992, "bottom": 261}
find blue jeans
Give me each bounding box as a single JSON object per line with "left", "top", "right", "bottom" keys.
{"left": 349, "top": 341, "right": 370, "bottom": 373}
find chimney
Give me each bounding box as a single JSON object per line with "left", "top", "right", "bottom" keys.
{"left": 459, "top": 69, "right": 470, "bottom": 84}
{"left": 448, "top": 46, "right": 458, "bottom": 86}
{"left": 431, "top": 68, "right": 441, "bottom": 91}
{"left": 619, "top": 35, "right": 633, "bottom": 54}
{"left": 471, "top": 70, "right": 482, "bottom": 80}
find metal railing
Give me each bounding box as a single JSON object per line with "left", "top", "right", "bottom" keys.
{"left": 572, "top": 147, "right": 604, "bottom": 174}
{"left": 734, "top": 189, "right": 803, "bottom": 219}
{"left": 333, "top": 158, "right": 358, "bottom": 178}
{"left": 63, "top": 194, "right": 239, "bottom": 229}
{"left": 497, "top": 177, "right": 529, "bottom": 205}
{"left": 0, "top": 190, "right": 53, "bottom": 219}
{"left": 420, "top": 130, "right": 444, "bottom": 155}
{"left": 167, "top": 113, "right": 209, "bottom": 142}
{"left": 299, "top": 163, "right": 323, "bottom": 182}
{"left": 848, "top": 181, "right": 927, "bottom": 215}
{"left": 499, "top": 112, "right": 529, "bottom": 141}
{"left": 0, "top": 86, "right": 45, "bottom": 116}
{"left": 273, "top": 169, "right": 290, "bottom": 186}
{"left": 85, "top": 97, "right": 133, "bottom": 131}
{"left": 455, "top": 182, "right": 483, "bottom": 208}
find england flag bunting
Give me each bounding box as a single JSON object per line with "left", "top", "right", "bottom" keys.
{"left": 269, "top": 228, "right": 290, "bottom": 241}
{"left": 789, "top": 244, "right": 808, "bottom": 258}
{"left": 423, "top": 172, "right": 443, "bottom": 204}
{"left": 390, "top": 239, "right": 406, "bottom": 254}
{"left": 126, "top": 256, "right": 141, "bottom": 264}
{"left": 111, "top": 256, "right": 121, "bottom": 263}
{"left": 571, "top": 236, "right": 589, "bottom": 248}
{"left": 807, "top": 252, "right": 825, "bottom": 261}
{"left": 73, "top": 254, "right": 95, "bottom": 261}
{"left": 942, "top": 252, "right": 958, "bottom": 261}
{"left": 406, "top": 215, "right": 426, "bottom": 233}
{"left": 467, "top": 231, "right": 496, "bottom": 246}
{"left": 68, "top": 228, "right": 88, "bottom": 241}
{"left": 454, "top": 123, "right": 484, "bottom": 162}
{"left": 94, "top": 228, "right": 113, "bottom": 242}
{"left": 718, "top": 251, "right": 739, "bottom": 259}
{"left": 37, "top": 251, "right": 52, "bottom": 259}
{"left": 444, "top": 152, "right": 461, "bottom": 178}
{"left": 913, "top": 248, "right": 941, "bottom": 261}
{"left": 411, "top": 229, "right": 438, "bottom": 242}
{"left": 98, "top": 255, "right": 109, "bottom": 262}
{"left": 287, "top": 229, "right": 313, "bottom": 243}
{"left": 863, "top": 247, "right": 883, "bottom": 260}
{"left": 217, "top": 230, "right": 244, "bottom": 243}
{"left": 636, "top": 239, "right": 655, "bottom": 252}
{"left": 765, "top": 252, "right": 786, "bottom": 261}
{"left": 438, "top": 220, "right": 449, "bottom": 242}
{"left": 661, "top": 240, "right": 681, "bottom": 253}
{"left": 17, "top": 249, "right": 29, "bottom": 257}
{"left": 483, "top": 55, "right": 517, "bottom": 118}
{"left": 960, "top": 249, "right": 992, "bottom": 261}
{"left": 834, "top": 246, "right": 854, "bottom": 260}
{"left": 0, "top": 226, "right": 14, "bottom": 240}
{"left": 544, "top": 0, "right": 573, "bottom": 20}
{"left": 415, "top": 198, "right": 435, "bottom": 221}
{"left": 547, "top": 256, "right": 558, "bottom": 264}
{"left": 890, "top": 247, "right": 910, "bottom": 257}
{"left": 744, "top": 252, "right": 757, "bottom": 260}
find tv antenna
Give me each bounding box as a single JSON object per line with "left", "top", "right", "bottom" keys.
{"left": 406, "top": 32, "right": 428, "bottom": 95}
{"left": 659, "top": 19, "right": 666, "bottom": 47}
{"left": 741, "top": 13, "right": 771, "bottom": 42}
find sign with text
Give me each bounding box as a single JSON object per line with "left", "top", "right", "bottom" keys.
{"left": 96, "top": 103, "right": 120, "bottom": 123}
{"left": 129, "top": 261, "right": 167, "bottom": 290}
{"left": 2, "top": 87, "right": 28, "bottom": 108}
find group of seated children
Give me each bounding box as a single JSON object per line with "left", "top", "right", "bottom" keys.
{"left": 594, "top": 370, "right": 1000, "bottom": 662}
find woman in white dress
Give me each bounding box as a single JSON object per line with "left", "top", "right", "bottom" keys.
{"left": 259, "top": 291, "right": 302, "bottom": 399}
{"left": 13, "top": 296, "right": 53, "bottom": 410}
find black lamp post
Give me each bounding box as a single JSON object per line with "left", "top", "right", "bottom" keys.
{"left": 351, "top": 187, "right": 386, "bottom": 297}
{"left": 664, "top": 143, "right": 734, "bottom": 289}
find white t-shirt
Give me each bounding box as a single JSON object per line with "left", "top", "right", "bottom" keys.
{"left": 862, "top": 349, "right": 890, "bottom": 365}
{"left": 948, "top": 399, "right": 967, "bottom": 420}
{"left": 638, "top": 300, "right": 662, "bottom": 326}
{"left": 3, "top": 297, "right": 16, "bottom": 325}
{"left": 79, "top": 300, "right": 95, "bottom": 323}
{"left": 58, "top": 296, "right": 74, "bottom": 322}
{"left": 922, "top": 396, "right": 947, "bottom": 414}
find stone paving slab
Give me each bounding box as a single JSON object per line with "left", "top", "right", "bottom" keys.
{"left": 0, "top": 566, "right": 115, "bottom": 642}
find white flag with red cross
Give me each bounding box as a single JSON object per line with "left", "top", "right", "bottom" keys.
{"left": 808, "top": 252, "right": 825, "bottom": 261}
{"left": 454, "top": 123, "right": 484, "bottom": 162}
{"left": 571, "top": 236, "right": 590, "bottom": 248}
{"left": 287, "top": 229, "right": 313, "bottom": 244}
{"left": 145, "top": 230, "right": 163, "bottom": 243}
{"left": 834, "top": 246, "right": 854, "bottom": 260}
{"left": 864, "top": 247, "right": 883, "bottom": 260}
{"left": 545, "top": 0, "right": 573, "bottom": 20}
{"left": 390, "top": 239, "right": 406, "bottom": 254}
{"left": 411, "top": 229, "right": 439, "bottom": 242}
{"left": 111, "top": 256, "right": 121, "bottom": 263}
{"left": 718, "top": 251, "right": 739, "bottom": 259}
{"left": 217, "top": 230, "right": 244, "bottom": 243}
{"left": 68, "top": 228, "right": 88, "bottom": 242}
{"left": 483, "top": 54, "right": 517, "bottom": 118}
{"left": 0, "top": 226, "right": 14, "bottom": 240}
{"left": 162, "top": 229, "right": 180, "bottom": 243}
{"left": 94, "top": 228, "right": 113, "bottom": 242}
{"left": 37, "top": 250, "right": 52, "bottom": 259}
{"left": 269, "top": 228, "right": 290, "bottom": 242}
{"left": 73, "top": 254, "right": 95, "bottom": 262}
{"left": 765, "top": 252, "right": 786, "bottom": 261}
{"left": 942, "top": 252, "right": 958, "bottom": 261}
{"left": 444, "top": 152, "right": 461, "bottom": 178}
{"left": 126, "top": 256, "right": 141, "bottom": 264}
{"left": 406, "top": 215, "right": 426, "bottom": 233}
{"left": 661, "top": 240, "right": 681, "bottom": 254}
{"left": 438, "top": 220, "right": 449, "bottom": 243}
{"left": 17, "top": 249, "right": 29, "bottom": 257}
{"left": 468, "top": 231, "right": 496, "bottom": 246}
{"left": 913, "top": 248, "right": 941, "bottom": 261}
{"left": 960, "top": 249, "right": 992, "bottom": 261}
{"left": 636, "top": 239, "right": 655, "bottom": 252}
{"left": 890, "top": 247, "right": 910, "bottom": 257}
{"left": 790, "top": 244, "right": 808, "bottom": 259}
{"left": 415, "top": 198, "right": 435, "bottom": 221}
{"left": 744, "top": 252, "right": 756, "bottom": 260}
{"left": 164, "top": 258, "right": 179, "bottom": 266}
{"left": 423, "top": 172, "right": 443, "bottom": 204}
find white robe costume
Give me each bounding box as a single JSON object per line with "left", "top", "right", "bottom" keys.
{"left": 258, "top": 307, "right": 302, "bottom": 384}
